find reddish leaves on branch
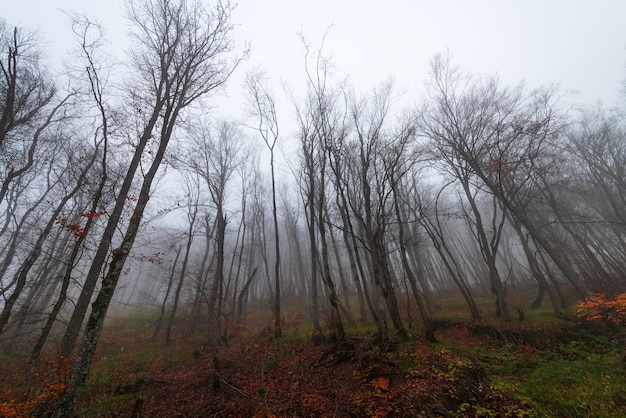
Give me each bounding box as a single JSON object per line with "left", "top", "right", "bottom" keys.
{"left": 131, "top": 251, "right": 164, "bottom": 265}
{"left": 56, "top": 212, "right": 106, "bottom": 238}
{"left": 55, "top": 217, "right": 86, "bottom": 238}
{"left": 80, "top": 210, "right": 107, "bottom": 218}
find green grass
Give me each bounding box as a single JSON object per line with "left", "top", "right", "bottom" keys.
{"left": 463, "top": 335, "right": 626, "bottom": 417}
{"left": 281, "top": 323, "right": 314, "bottom": 342}
{"left": 345, "top": 321, "right": 379, "bottom": 335}
{"left": 81, "top": 337, "right": 194, "bottom": 416}
{"left": 428, "top": 306, "right": 626, "bottom": 418}
{"left": 523, "top": 307, "right": 575, "bottom": 322}
{"left": 519, "top": 353, "right": 626, "bottom": 417}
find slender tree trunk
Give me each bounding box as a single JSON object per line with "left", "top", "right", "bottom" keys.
{"left": 7, "top": 225, "right": 67, "bottom": 343}
{"left": 391, "top": 176, "right": 436, "bottom": 342}
{"left": 187, "top": 216, "right": 214, "bottom": 336}
{"left": 458, "top": 175, "right": 509, "bottom": 319}
{"left": 509, "top": 203, "right": 587, "bottom": 297}
{"left": 22, "top": 177, "right": 105, "bottom": 393}
{"left": 237, "top": 217, "right": 257, "bottom": 323}
{"left": 334, "top": 186, "right": 369, "bottom": 322}
{"left": 422, "top": 221, "right": 481, "bottom": 319}
{"left": 53, "top": 245, "right": 127, "bottom": 417}
{"left": 286, "top": 213, "right": 309, "bottom": 317}
{"left": 509, "top": 214, "right": 563, "bottom": 318}
{"left": 0, "top": 178, "right": 87, "bottom": 334}
{"left": 329, "top": 224, "right": 351, "bottom": 310}
{"left": 406, "top": 226, "right": 435, "bottom": 312}
{"left": 415, "top": 186, "right": 482, "bottom": 319}
{"left": 208, "top": 205, "right": 226, "bottom": 351}
{"left": 269, "top": 153, "right": 282, "bottom": 338}
{"left": 306, "top": 164, "right": 322, "bottom": 339}
{"left": 237, "top": 268, "right": 258, "bottom": 324}
{"left": 0, "top": 169, "right": 57, "bottom": 291}
{"left": 376, "top": 238, "right": 408, "bottom": 339}
{"left": 317, "top": 157, "right": 346, "bottom": 343}
{"left": 227, "top": 204, "right": 246, "bottom": 323}
{"left": 165, "top": 203, "right": 197, "bottom": 345}
{"left": 152, "top": 245, "right": 181, "bottom": 341}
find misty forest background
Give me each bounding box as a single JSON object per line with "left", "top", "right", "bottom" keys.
{"left": 1, "top": 0, "right": 626, "bottom": 414}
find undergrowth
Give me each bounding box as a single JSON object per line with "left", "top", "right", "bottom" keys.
{"left": 2, "top": 295, "right": 626, "bottom": 417}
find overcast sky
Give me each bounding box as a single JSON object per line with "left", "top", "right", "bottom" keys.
{"left": 5, "top": 1, "right": 626, "bottom": 116}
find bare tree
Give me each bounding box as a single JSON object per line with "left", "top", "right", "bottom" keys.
{"left": 18, "top": 135, "right": 104, "bottom": 396}
{"left": 419, "top": 53, "right": 583, "bottom": 307}
{"left": 176, "top": 119, "right": 248, "bottom": 387}
{"left": 43, "top": 17, "right": 115, "bottom": 361}
{"left": 385, "top": 123, "right": 437, "bottom": 341}
{"left": 0, "top": 22, "right": 55, "bottom": 199}
{"left": 152, "top": 244, "right": 183, "bottom": 341}
{"left": 562, "top": 106, "right": 626, "bottom": 292}
{"left": 347, "top": 81, "right": 409, "bottom": 341}
{"left": 237, "top": 164, "right": 263, "bottom": 323}
{"left": 414, "top": 182, "right": 482, "bottom": 319}
{"left": 164, "top": 173, "right": 201, "bottom": 346}
{"left": 246, "top": 71, "right": 282, "bottom": 339}
{"left": 285, "top": 32, "right": 352, "bottom": 343}
{"left": 423, "top": 123, "right": 510, "bottom": 318}
{"left": 291, "top": 76, "right": 323, "bottom": 338}
{"left": 53, "top": 1, "right": 243, "bottom": 414}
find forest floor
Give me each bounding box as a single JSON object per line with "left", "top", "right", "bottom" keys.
{"left": 2, "top": 302, "right": 626, "bottom": 417}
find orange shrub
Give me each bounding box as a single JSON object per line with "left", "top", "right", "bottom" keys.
{"left": 576, "top": 292, "right": 626, "bottom": 327}
{"left": 0, "top": 355, "right": 70, "bottom": 417}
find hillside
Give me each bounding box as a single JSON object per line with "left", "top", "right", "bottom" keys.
{"left": 2, "top": 304, "right": 625, "bottom": 417}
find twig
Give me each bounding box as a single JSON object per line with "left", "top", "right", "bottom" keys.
{"left": 215, "top": 371, "right": 251, "bottom": 398}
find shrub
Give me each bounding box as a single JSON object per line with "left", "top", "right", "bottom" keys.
{"left": 576, "top": 292, "right": 626, "bottom": 327}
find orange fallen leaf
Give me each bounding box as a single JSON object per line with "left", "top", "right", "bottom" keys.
{"left": 373, "top": 376, "right": 390, "bottom": 391}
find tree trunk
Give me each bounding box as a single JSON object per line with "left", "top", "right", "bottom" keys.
{"left": 317, "top": 158, "right": 346, "bottom": 343}
{"left": 207, "top": 206, "right": 226, "bottom": 351}
{"left": 269, "top": 153, "right": 282, "bottom": 339}
{"left": 165, "top": 204, "right": 197, "bottom": 345}
{"left": 509, "top": 214, "right": 563, "bottom": 318}
{"left": 53, "top": 94, "right": 182, "bottom": 416}
{"left": 391, "top": 176, "right": 436, "bottom": 342}
{"left": 0, "top": 174, "right": 87, "bottom": 334}
{"left": 59, "top": 98, "right": 162, "bottom": 357}
{"left": 152, "top": 246, "right": 182, "bottom": 341}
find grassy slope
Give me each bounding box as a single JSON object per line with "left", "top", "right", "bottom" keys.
{"left": 1, "top": 301, "right": 626, "bottom": 417}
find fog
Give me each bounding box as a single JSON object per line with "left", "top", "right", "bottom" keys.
{"left": 1, "top": 1, "right": 626, "bottom": 413}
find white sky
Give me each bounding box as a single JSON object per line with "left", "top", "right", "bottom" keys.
{"left": 4, "top": 1, "right": 626, "bottom": 117}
